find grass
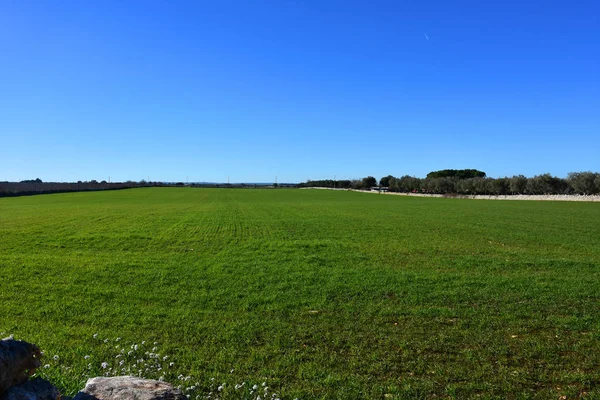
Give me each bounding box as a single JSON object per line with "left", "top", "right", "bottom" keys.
{"left": 1, "top": 187, "right": 599, "bottom": 399}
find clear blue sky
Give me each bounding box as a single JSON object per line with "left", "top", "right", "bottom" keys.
{"left": 1, "top": 0, "right": 598, "bottom": 183}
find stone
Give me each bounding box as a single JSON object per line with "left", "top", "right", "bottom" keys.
{"left": 0, "top": 378, "right": 60, "bottom": 400}
{"left": 73, "top": 376, "right": 185, "bottom": 400}
{"left": 0, "top": 338, "right": 42, "bottom": 395}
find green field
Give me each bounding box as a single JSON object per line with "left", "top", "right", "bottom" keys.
{"left": 1, "top": 188, "right": 599, "bottom": 399}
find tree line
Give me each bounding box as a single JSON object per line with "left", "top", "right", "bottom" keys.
{"left": 0, "top": 179, "right": 156, "bottom": 197}
{"left": 300, "top": 170, "right": 600, "bottom": 195}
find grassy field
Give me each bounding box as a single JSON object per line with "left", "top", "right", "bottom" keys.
{"left": 1, "top": 188, "right": 599, "bottom": 399}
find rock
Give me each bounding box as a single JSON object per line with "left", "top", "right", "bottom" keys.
{"left": 73, "top": 376, "right": 186, "bottom": 400}
{"left": 0, "top": 338, "right": 42, "bottom": 395}
{"left": 0, "top": 378, "right": 60, "bottom": 400}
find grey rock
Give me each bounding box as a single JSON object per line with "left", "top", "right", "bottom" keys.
{"left": 0, "top": 338, "right": 42, "bottom": 395}
{"left": 73, "top": 376, "right": 185, "bottom": 400}
{"left": 0, "top": 378, "right": 60, "bottom": 400}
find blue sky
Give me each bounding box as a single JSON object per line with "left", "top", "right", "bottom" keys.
{"left": 1, "top": 0, "right": 598, "bottom": 183}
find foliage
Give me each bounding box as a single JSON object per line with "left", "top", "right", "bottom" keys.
{"left": 300, "top": 172, "right": 600, "bottom": 196}
{"left": 426, "top": 169, "right": 486, "bottom": 179}
{"left": 361, "top": 176, "right": 377, "bottom": 188}
{"left": 379, "top": 175, "right": 394, "bottom": 187}
{"left": 568, "top": 172, "right": 600, "bottom": 195}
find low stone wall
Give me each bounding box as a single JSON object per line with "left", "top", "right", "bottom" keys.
{"left": 0, "top": 337, "right": 185, "bottom": 400}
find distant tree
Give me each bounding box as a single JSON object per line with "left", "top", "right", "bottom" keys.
{"left": 568, "top": 172, "right": 599, "bottom": 195}
{"left": 379, "top": 175, "right": 394, "bottom": 187}
{"left": 526, "top": 174, "right": 568, "bottom": 195}
{"left": 350, "top": 179, "right": 364, "bottom": 189}
{"left": 391, "top": 175, "right": 421, "bottom": 192}
{"left": 90, "top": 180, "right": 98, "bottom": 184}
{"left": 508, "top": 175, "right": 528, "bottom": 194}
{"left": 423, "top": 177, "right": 456, "bottom": 193}
{"left": 427, "top": 169, "right": 486, "bottom": 179}
{"left": 490, "top": 178, "right": 509, "bottom": 195}
{"left": 20, "top": 178, "right": 43, "bottom": 183}
{"left": 362, "top": 176, "right": 377, "bottom": 188}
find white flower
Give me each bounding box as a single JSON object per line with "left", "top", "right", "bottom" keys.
{"left": 43, "top": 364, "right": 50, "bottom": 369}
{"left": 93, "top": 333, "right": 98, "bottom": 339}
{"left": 101, "top": 362, "right": 109, "bottom": 369}
{"left": 84, "top": 355, "right": 90, "bottom": 359}
{"left": 253, "top": 385, "right": 259, "bottom": 390}
{"left": 217, "top": 386, "right": 223, "bottom": 391}
{"left": 53, "top": 355, "right": 59, "bottom": 360}
{"left": 169, "top": 362, "right": 174, "bottom": 367}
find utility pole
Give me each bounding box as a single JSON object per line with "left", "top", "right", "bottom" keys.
{"left": 334, "top": 175, "right": 336, "bottom": 189}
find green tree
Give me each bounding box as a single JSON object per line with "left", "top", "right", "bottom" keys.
{"left": 379, "top": 175, "right": 394, "bottom": 187}
{"left": 362, "top": 176, "right": 377, "bottom": 188}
